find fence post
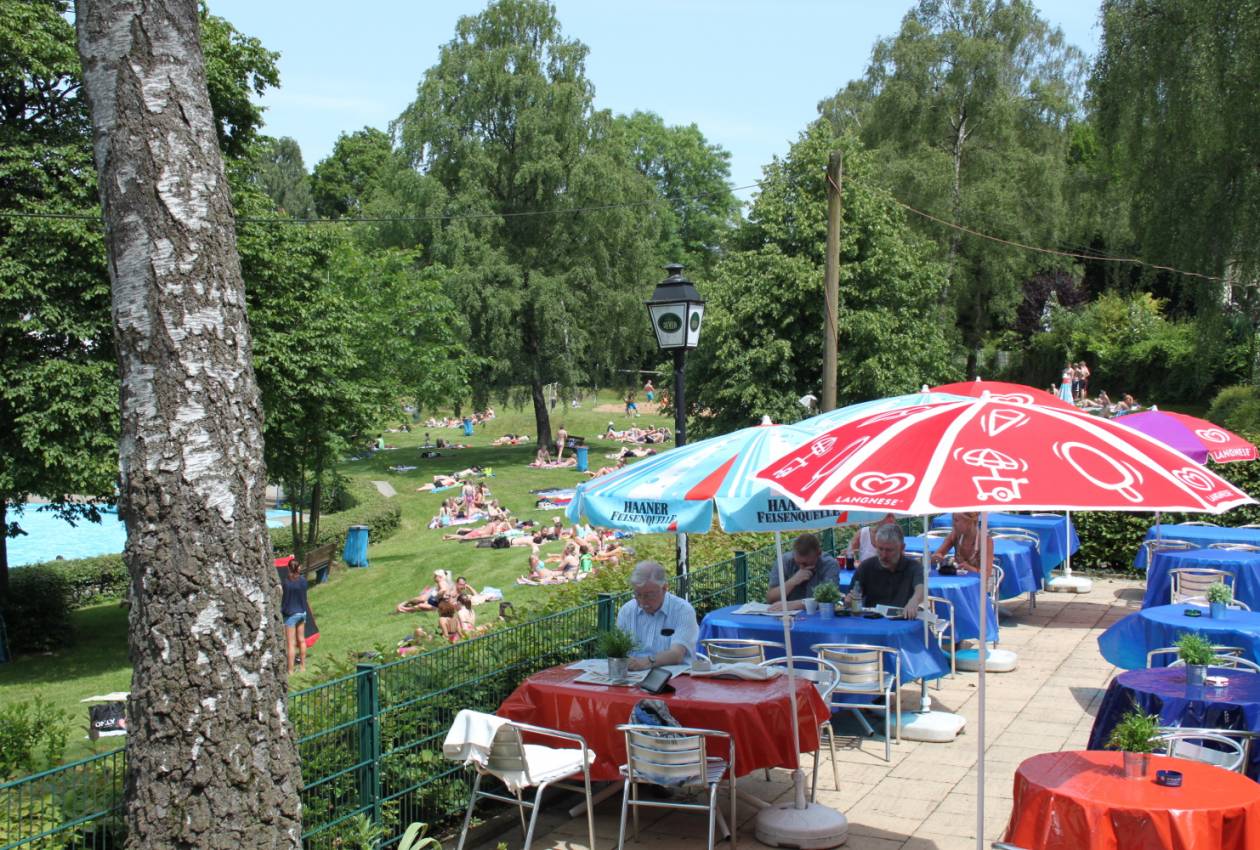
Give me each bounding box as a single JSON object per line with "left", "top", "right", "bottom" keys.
{"left": 356, "top": 663, "right": 381, "bottom": 825}
{"left": 597, "top": 593, "right": 616, "bottom": 634}
{"left": 733, "top": 551, "right": 747, "bottom": 605}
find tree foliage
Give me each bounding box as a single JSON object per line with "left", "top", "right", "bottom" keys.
{"left": 310, "top": 127, "right": 394, "bottom": 219}
{"left": 394, "top": 0, "right": 661, "bottom": 444}
{"left": 685, "top": 123, "right": 959, "bottom": 436}
{"left": 248, "top": 135, "right": 314, "bottom": 217}
{"left": 819, "top": 0, "right": 1086, "bottom": 373}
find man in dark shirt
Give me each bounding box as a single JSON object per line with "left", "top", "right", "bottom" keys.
{"left": 846, "top": 523, "right": 924, "bottom": 618}
{"left": 767, "top": 533, "right": 841, "bottom": 612}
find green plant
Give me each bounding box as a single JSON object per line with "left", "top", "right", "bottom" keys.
{"left": 344, "top": 813, "right": 386, "bottom": 850}
{"left": 1206, "top": 581, "right": 1234, "bottom": 605}
{"left": 0, "top": 697, "right": 71, "bottom": 780}
{"left": 398, "top": 822, "right": 443, "bottom": 850}
{"left": 594, "top": 628, "right": 636, "bottom": 658}
{"left": 1175, "top": 632, "right": 1216, "bottom": 666}
{"left": 812, "top": 582, "right": 841, "bottom": 604}
{"left": 1105, "top": 708, "right": 1160, "bottom": 753}
{"left": 4, "top": 566, "right": 74, "bottom": 653}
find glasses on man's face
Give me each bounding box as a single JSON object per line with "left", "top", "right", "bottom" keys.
{"left": 633, "top": 586, "right": 664, "bottom": 601}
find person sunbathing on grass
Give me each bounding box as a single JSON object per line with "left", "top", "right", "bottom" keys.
{"left": 585, "top": 459, "right": 625, "bottom": 478}
{"left": 396, "top": 570, "right": 455, "bottom": 613}
{"left": 442, "top": 519, "right": 514, "bottom": 541}
{"left": 416, "top": 474, "right": 461, "bottom": 492}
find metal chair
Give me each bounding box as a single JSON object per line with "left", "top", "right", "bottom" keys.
{"left": 1169, "top": 568, "right": 1234, "bottom": 604}
{"left": 1141, "top": 538, "right": 1197, "bottom": 568}
{"left": 812, "top": 642, "right": 900, "bottom": 761}
{"left": 1152, "top": 728, "right": 1247, "bottom": 774}
{"left": 616, "top": 724, "right": 736, "bottom": 850}
{"left": 990, "top": 528, "right": 1041, "bottom": 553}
{"left": 1146, "top": 645, "right": 1245, "bottom": 667}
{"left": 992, "top": 844, "right": 1031, "bottom": 850}
{"left": 1180, "top": 521, "right": 1221, "bottom": 527}
{"left": 451, "top": 714, "right": 595, "bottom": 850}
{"left": 926, "top": 595, "right": 957, "bottom": 679}
{"left": 983, "top": 563, "right": 1005, "bottom": 631}
{"left": 1238, "top": 524, "right": 1260, "bottom": 529}
{"left": 1169, "top": 654, "right": 1260, "bottom": 673}
{"left": 1209, "top": 542, "right": 1260, "bottom": 552}
{"left": 923, "top": 528, "right": 951, "bottom": 541}
{"left": 758, "top": 655, "right": 841, "bottom": 800}
{"left": 699, "top": 638, "right": 783, "bottom": 666}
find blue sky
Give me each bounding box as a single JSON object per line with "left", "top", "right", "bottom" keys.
{"left": 208, "top": 1, "right": 1101, "bottom": 193}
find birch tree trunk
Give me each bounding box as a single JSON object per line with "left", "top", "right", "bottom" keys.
{"left": 75, "top": 2, "right": 302, "bottom": 847}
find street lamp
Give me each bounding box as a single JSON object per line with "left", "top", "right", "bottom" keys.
{"left": 645, "top": 263, "right": 704, "bottom": 580}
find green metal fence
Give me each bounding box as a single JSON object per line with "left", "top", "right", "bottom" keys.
{"left": 0, "top": 530, "right": 841, "bottom": 849}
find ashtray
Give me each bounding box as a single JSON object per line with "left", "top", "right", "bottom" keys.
{"left": 938, "top": 565, "right": 958, "bottom": 576}
{"left": 834, "top": 610, "right": 854, "bottom": 618}
{"left": 1205, "top": 675, "right": 1230, "bottom": 687}
{"left": 862, "top": 612, "right": 884, "bottom": 620}
{"left": 1155, "top": 769, "right": 1183, "bottom": 787}
{"left": 1184, "top": 608, "right": 1203, "bottom": 617}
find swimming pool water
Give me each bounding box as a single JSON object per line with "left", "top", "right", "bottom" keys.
{"left": 7, "top": 506, "right": 292, "bottom": 567}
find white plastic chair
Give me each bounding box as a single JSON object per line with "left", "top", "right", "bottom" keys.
{"left": 451, "top": 715, "right": 595, "bottom": 850}
{"left": 812, "top": 642, "right": 900, "bottom": 761}
{"left": 1152, "top": 728, "right": 1247, "bottom": 773}
{"left": 616, "top": 724, "right": 736, "bottom": 850}
{"left": 1169, "top": 568, "right": 1234, "bottom": 604}
{"left": 759, "top": 655, "right": 841, "bottom": 800}
{"left": 699, "top": 638, "right": 783, "bottom": 665}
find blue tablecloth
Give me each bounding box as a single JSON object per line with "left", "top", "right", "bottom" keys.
{"left": 836, "top": 568, "right": 997, "bottom": 643}
{"left": 1087, "top": 666, "right": 1260, "bottom": 778}
{"left": 931, "top": 512, "right": 1079, "bottom": 581}
{"left": 1098, "top": 603, "right": 1260, "bottom": 670}
{"left": 698, "top": 604, "right": 949, "bottom": 684}
{"left": 1134, "top": 524, "right": 1260, "bottom": 570}
{"left": 1143, "top": 549, "right": 1260, "bottom": 611}
{"left": 903, "top": 534, "right": 1037, "bottom": 601}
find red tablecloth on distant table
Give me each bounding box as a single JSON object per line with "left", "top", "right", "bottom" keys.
{"left": 497, "top": 665, "right": 830, "bottom": 781}
{"left": 1004, "top": 750, "right": 1260, "bottom": 850}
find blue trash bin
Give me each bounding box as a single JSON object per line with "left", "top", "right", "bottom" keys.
{"left": 575, "top": 445, "right": 589, "bottom": 472}
{"left": 343, "top": 525, "right": 370, "bottom": 569}
{"left": 462, "top": 417, "right": 474, "bottom": 436}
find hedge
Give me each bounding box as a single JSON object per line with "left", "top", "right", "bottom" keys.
{"left": 11, "top": 477, "right": 401, "bottom": 612}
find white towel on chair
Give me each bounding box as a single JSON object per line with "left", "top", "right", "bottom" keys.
{"left": 443, "top": 709, "right": 508, "bottom": 768}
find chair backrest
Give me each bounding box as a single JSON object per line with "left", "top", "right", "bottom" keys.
{"left": 487, "top": 723, "right": 532, "bottom": 783}
{"left": 758, "top": 655, "right": 841, "bottom": 702}
{"left": 1231, "top": 599, "right": 1253, "bottom": 611}
{"left": 926, "top": 595, "right": 955, "bottom": 642}
{"left": 1146, "top": 539, "right": 1196, "bottom": 556}
{"left": 990, "top": 528, "right": 1040, "bottom": 551}
{"left": 1238, "top": 524, "right": 1260, "bottom": 529}
{"left": 700, "top": 639, "right": 781, "bottom": 665}
{"left": 1170, "top": 568, "right": 1233, "bottom": 603}
{"left": 1153, "top": 728, "right": 1246, "bottom": 773}
{"left": 1180, "top": 521, "right": 1221, "bottom": 527}
{"left": 1147, "top": 645, "right": 1246, "bottom": 667}
{"left": 1209, "top": 542, "right": 1260, "bottom": 552}
{"left": 812, "top": 643, "right": 891, "bottom": 695}
{"left": 621, "top": 725, "right": 708, "bottom": 785}
{"left": 923, "top": 528, "right": 951, "bottom": 541}
{"left": 986, "top": 563, "right": 1005, "bottom": 596}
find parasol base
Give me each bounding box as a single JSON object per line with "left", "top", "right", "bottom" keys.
{"left": 896, "top": 710, "right": 966, "bottom": 743}
{"left": 755, "top": 768, "right": 848, "bottom": 848}
{"left": 1045, "top": 574, "right": 1092, "bottom": 593}
{"left": 754, "top": 802, "right": 849, "bottom": 848}
{"left": 957, "top": 646, "right": 1018, "bottom": 673}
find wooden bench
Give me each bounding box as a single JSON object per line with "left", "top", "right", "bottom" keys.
{"left": 299, "top": 542, "right": 336, "bottom": 584}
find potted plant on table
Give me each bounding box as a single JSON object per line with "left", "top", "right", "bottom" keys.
{"left": 1105, "top": 707, "right": 1160, "bottom": 779}
{"left": 595, "top": 628, "right": 637, "bottom": 681}
{"left": 1175, "top": 632, "right": 1215, "bottom": 686}
{"left": 813, "top": 582, "right": 841, "bottom": 619}
{"left": 1206, "top": 581, "right": 1234, "bottom": 619}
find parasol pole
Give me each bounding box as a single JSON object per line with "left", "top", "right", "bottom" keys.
{"left": 975, "top": 512, "right": 989, "bottom": 850}
{"left": 773, "top": 530, "right": 806, "bottom": 808}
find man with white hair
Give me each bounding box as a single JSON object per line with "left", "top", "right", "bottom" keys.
{"left": 845, "top": 522, "right": 924, "bottom": 619}
{"left": 616, "top": 560, "right": 699, "bottom": 670}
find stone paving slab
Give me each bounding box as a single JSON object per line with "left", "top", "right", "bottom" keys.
{"left": 471, "top": 577, "right": 1143, "bottom": 850}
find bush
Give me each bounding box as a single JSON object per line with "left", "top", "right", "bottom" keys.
{"left": 0, "top": 697, "right": 70, "bottom": 780}
{"left": 1207, "top": 385, "right": 1260, "bottom": 435}
{"left": 4, "top": 566, "right": 74, "bottom": 653}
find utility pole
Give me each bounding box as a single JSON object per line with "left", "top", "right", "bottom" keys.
{"left": 822, "top": 150, "right": 843, "bottom": 412}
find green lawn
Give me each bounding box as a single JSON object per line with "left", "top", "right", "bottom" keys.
{"left": 0, "top": 391, "right": 679, "bottom": 754}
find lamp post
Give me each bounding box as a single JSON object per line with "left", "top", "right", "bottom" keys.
{"left": 645, "top": 263, "right": 705, "bottom": 581}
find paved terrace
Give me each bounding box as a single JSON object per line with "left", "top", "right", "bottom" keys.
{"left": 465, "top": 576, "right": 1143, "bottom": 850}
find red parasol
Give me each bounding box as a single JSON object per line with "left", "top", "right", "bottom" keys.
{"left": 931, "top": 380, "right": 1077, "bottom": 410}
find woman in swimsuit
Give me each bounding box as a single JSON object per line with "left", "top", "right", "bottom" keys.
{"left": 930, "top": 512, "right": 993, "bottom": 578}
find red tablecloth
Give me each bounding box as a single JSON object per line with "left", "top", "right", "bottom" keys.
{"left": 497, "top": 665, "right": 830, "bottom": 781}
{"left": 1004, "top": 750, "right": 1260, "bottom": 850}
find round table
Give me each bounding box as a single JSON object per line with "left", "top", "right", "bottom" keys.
{"left": 698, "top": 604, "right": 949, "bottom": 683}
{"left": 1003, "top": 750, "right": 1260, "bottom": 850}
{"left": 1144, "top": 548, "right": 1260, "bottom": 611}
{"left": 1098, "top": 603, "right": 1260, "bottom": 670}
{"left": 496, "top": 665, "right": 830, "bottom": 781}
{"left": 1135, "top": 524, "right": 1260, "bottom": 570}
{"left": 904, "top": 533, "right": 1037, "bottom": 601}
{"left": 930, "top": 511, "right": 1079, "bottom": 582}
{"left": 836, "top": 567, "right": 997, "bottom": 643}
{"left": 1087, "top": 666, "right": 1260, "bottom": 778}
